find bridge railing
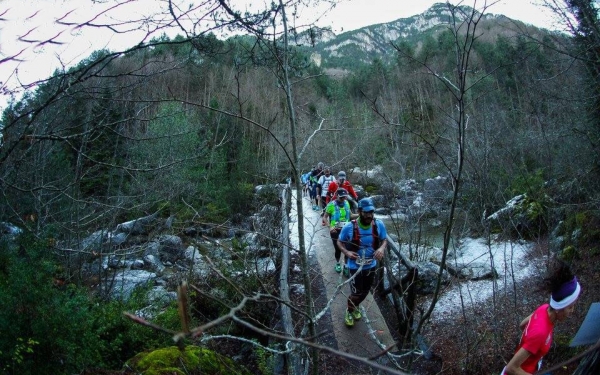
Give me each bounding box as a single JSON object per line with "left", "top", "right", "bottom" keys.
{"left": 379, "top": 235, "right": 419, "bottom": 348}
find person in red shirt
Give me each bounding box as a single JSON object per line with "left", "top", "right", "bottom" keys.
{"left": 327, "top": 171, "right": 358, "bottom": 205}
{"left": 502, "top": 260, "right": 581, "bottom": 375}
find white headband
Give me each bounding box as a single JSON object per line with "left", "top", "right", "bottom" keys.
{"left": 550, "top": 282, "right": 581, "bottom": 310}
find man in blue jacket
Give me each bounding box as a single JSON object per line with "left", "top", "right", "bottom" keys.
{"left": 337, "top": 197, "right": 388, "bottom": 327}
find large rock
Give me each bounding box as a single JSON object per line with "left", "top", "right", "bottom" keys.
{"left": 394, "top": 261, "right": 450, "bottom": 295}
{"left": 413, "top": 262, "right": 451, "bottom": 295}
{"left": 423, "top": 176, "right": 451, "bottom": 200}
{"left": 443, "top": 261, "right": 498, "bottom": 280}
{"left": 350, "top": 165, "right": 385, "bottom": 185}
{"left": 184, "top": 245, "right": 201, "bottom": 262}
{"left": 115, "top": 213, "right": 158, "bottom": 235}
{"left": 157, "top": 235, "right": 184, "bottom": 262}
{"left": 106, "top": 269, "right": 157, "bottom": 300}
{"left": 254, "top": 184, "right": 286, "bottom": 205}
{"left": 0, "top": 222, "right": 22, "bottom": 240}
{"left": 143, "top": 241, "right": 160, "bottom": 257}
{"left": 143, "top": 254, "right": 165, "bottom": 275}
{"left": 80, "top": 230, "right": 109, "bottom": 251}
{"left": 184, "top": 246, "right": 212, "bottom": 278}
{"left": 78, "top": 230, "right": 128, "bottom": 252}
{"left": 134, "top": 286, "right": 177, "bottom": 319}
{"left": 254, "top": 257, "right": 276, "bottom": 277}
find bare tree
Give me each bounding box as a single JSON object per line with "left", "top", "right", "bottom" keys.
{"left": 370, "top": 0, "right": 494, "bottom": 365}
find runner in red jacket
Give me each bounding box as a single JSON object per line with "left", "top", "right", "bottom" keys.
{"left": 327, "top": 171, "right": 358, "bottom": 204}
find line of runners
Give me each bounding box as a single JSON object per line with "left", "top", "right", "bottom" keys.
{"left": 301, "top": 164, "right": 389, "bottom": 327}
{"left": 302, "top": 166, "right": 584, "bottom": 374}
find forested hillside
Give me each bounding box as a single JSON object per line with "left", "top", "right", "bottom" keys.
{"left": 1, "top": 15, "right": 592, "bottom": 231}
{"left": 1, "top": 1, "right": 600, "bottom": 374}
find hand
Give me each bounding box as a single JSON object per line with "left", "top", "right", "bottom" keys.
{"left": 374, "top": 248, "right": 384, "bottom": 261}
{"left": 345, "top": 251, "right": 358, "bottom": 260}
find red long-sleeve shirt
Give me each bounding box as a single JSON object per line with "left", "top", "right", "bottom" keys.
{"left": 327, "top": 180, "right": 358, "bottom": 203}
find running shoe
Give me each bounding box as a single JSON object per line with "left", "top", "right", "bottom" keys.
{"left": 335, "top": 263, "right": 342, "bottom": 273}
{"left": 344, "top": 310, "right": 354, "bottom": 327}
{"left": 352, "top": 309, "right": 362, "bottom": 320}
{"left": 343, "top": 266, "right": 349, "bottom": 277}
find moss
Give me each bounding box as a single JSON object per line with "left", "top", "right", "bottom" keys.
{"left": 126, "top": 345, "right": 251, "bottom": 375}
{"left": 560, "top": 245, "right": 579, "bottom": 262}
{"left": 575, "top": 211, "right": 588, "bottom": 227}
{"left": 552, "top": 333, "right": 578, "bottom": 350}
{"left": 564, "top": 210, "right": 600, "bottom": 247}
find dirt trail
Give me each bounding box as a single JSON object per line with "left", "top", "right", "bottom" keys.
{"left": 291, "top": 191, "right": 396, "bottom": 360}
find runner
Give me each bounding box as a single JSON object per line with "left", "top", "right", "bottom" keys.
{"left": 323, "top": 188, "right": 356, "bottom": 274}
{"left": 309, "top": 163, "right": 324, "bottom": 210}
{"left": 317, "top": 166, "right": 335, "bottom": 213}
{"left": 327, "top": 170, "right": 358, "bottom": 211}
{"left": 300, "top": 170, "right": 312, "bottom": 197}
{"left": 501, "top": 260, "right": 582, "bottom": 375}
{"left": 337, "top": 197, "right": 388, "bottom": 327}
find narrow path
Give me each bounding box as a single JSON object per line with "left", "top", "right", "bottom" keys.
{"left": 290, "top": 190, "right": 396, "bottom": 360}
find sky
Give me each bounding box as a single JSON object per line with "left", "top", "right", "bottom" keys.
{"left": 0, "top": 0, "right": 557, "bottom": 111}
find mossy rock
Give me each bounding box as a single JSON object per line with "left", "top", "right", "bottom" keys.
{"left": 560, "top": 245, "right": 580, "bottom": 262}
{"left": 126, "top": 345, "right": 251, "bottom": 375}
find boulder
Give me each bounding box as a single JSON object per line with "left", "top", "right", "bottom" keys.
{"left": 157, "top": 235, "right": 184, "bottom": 262}
{"left": 395, "top": 261, "right": 450, "bottom": 295}
{"left": 108, "top": 232, "right": 128, "bottom": 246}
{"left": 290, "top": 283, "right": 305, "bottom": 294}
{"left": 184, "top": 245, "right": 201, "bottom": 262}
{"left": 423, "top": 176, "right": 451, "bottom": 200}
{"left": 115, "top": 213, "right": 158, "bottom": 235}
{"left": 106, "top": 269, "right": 157, "bottom": 300}
{"left": 143, "top": 241, "right": 160, "bottom": 258}
{"left": 183, "top": 247, "right": 212, "bottom": 278}
{"left": 80, "top": 230, "right": 109, "bottom": 251}
{"left": 253, "top": 257, "right": 277, "bottom": 277}
{"left": 143, "top": 254, "right": 165, "bottom": 275}
{"left": 0, "top": 222, "right": 22, "bottom": 239}
{"left": 443, "top": 261, "right": 498, "bottom": 280}
{"left": 134, "top": 285, "right": 177, "bottom": 319}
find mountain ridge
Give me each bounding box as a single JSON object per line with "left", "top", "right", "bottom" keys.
{"left": 292, "top": 2, "right": 546, "bottom": 70}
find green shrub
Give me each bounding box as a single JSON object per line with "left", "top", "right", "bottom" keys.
{"left": 0, "top": 234, "right": 103, "bottom": 374}
{"left": 254, "top": 342, "right": 275, "bottom": 375}
{"left": 365, "top": 185, "right": 378, "bottom": 194}
{"left": 508, "top": 169, "right": 545, "bottom": 198}
{"left": 91, "top": 291, "right": 177, "bottom": 369}
{"left": 559, "top": 245, "right": 579, "bottom": 262}
{"left": 564, "top": 210, "right": 600, "bottom": 248}
{"left": 0, "top": 233, "right": 178, "bottom": 374}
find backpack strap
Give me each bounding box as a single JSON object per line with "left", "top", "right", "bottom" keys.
{"left": 332, "top": 201, "right": 351, "bottom": 223}
{"left": 372, "top": 218, "right": 380, "bottom": 250}
{"left": 350, "top": 220, "right": 359, "bottom": 253}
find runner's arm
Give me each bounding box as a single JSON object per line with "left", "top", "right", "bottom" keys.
{"left": 505, "top": 348, "right": 534, "bottom": 375}
{"left": 373, "top": 238, "right": 386, "bottom": 260}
